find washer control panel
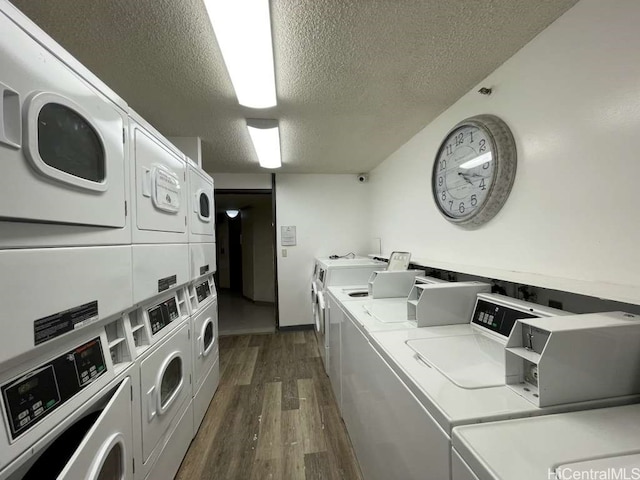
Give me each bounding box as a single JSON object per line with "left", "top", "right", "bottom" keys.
{"left": 148, "top": 297, "right": 179, "bottom": 335}
{"left": 1, "top": 338, "right": 106, "bottom": 440}
{"left": 195, "top": 280, "right": 211, "bottom": 303}
{"left": 472, "top": 299, "right": 536, "bottom": 337}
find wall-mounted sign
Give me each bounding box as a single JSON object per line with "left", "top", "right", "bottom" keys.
{"left": 281, "top": 226, "right": 297, "bottom": 246}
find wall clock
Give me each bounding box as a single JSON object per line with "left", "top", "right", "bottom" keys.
{"left": 432, "top": 114, "right": 517, "bottom": 228}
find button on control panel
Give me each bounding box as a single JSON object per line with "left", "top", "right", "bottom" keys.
{"left": 148, "top": 297, "right": 180, "bottom": 335}
{"left": 472, "top": 300, "right": 537, "bottom": 337}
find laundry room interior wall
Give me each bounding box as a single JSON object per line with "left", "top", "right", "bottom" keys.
{"left": 369, "top": 0, "right": 640, "bottom": 306}
{"left": 276, "top": 174, "right": 371, "bottom": 327}
{"left": 211, "top": 173, "right": 272, "bottom": 190}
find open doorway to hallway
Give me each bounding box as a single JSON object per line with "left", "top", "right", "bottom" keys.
{"left": 215, "top": 190, "right": 277, "bottom": 335}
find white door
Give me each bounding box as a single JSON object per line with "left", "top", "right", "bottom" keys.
{"left": 188, "top": 166, "right": 214, "bottom": 241}
{"left": 132, "top": 124, "right": 187, "bottom": 237}
{"left": 57, "top": 377, "right": 134, "bottom": 480}
{"left": 192, "top": 300, "right": 218, "bottom": 393}
{"left": 140, "top": 322, "right": 192, "bottom": 462}
{"left": 0, "top": 13, "right": 126, "bottom": 229}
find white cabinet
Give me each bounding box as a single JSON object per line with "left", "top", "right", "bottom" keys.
{"left": 340, "top": 310, "right": 451, "bottom": 480}
{"left": 327, "top": 294, "right": 344, "bottom": 410}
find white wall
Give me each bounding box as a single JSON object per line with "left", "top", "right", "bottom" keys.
{"left": 370, "top": 0, "right": 640, "bottom": 305}
{"left": 212, "top": 173, "right": 272, "bottom": 190}
{"left": 276, "top": 174, "right": 371, "bottom": 327}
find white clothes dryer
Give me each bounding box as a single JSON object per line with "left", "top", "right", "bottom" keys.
{"left": 0, "top": 3, "right": 130, "bottom": 249}
{"left": 128, "top": 111, "right": 187, "bottom": 246}
{"left": 0, "top": 317, "right": 138, "bottom": 480}
{"left": 187, "top": 164, "right": 214, "bottom": 244}
{"left": 189, "top": 242, "right": 217, "bottom": 284}
{"left": 452, "top": 404, "right": 640, "bottom": 480}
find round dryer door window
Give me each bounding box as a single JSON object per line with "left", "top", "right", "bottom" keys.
{"left": 160, "top": 356, "right": 183, "bottom": 410}
{"left": 203, "top": 322, "right": 214, "bottom": 354}
{"left": 94, "top": 442, "right": 123, "bottom": 480}
{"left": 199, "top": 192, "right": 210, "bottom": 220}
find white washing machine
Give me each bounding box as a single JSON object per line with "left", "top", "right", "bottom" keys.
{"left": 452, "top": 404, "right": 640, "bottom": 480}
{"left": 0, "top": 315, "right": 138, "bottom": 480}
{"left": 312, "top": 257, "right": 386, "bottom": 370}
{"left": 187, "top": 274, "right": 219, "bottom": 435}
{"left": 361, "top": 308, "right": 640, "bottom": 480}
{"left": 0, "top": 2, "right": 130, "bottom": 249}
{"left": 126, "top": 289, "right": 193, "bottom": 480}
{"left": 129, "top": 110, "right": 189, "bottom": 305}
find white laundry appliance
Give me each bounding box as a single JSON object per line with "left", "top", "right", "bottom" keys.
{"left": 186, "top": 273, "right": 219, "bottom": 436}
{"left": 326, "top": 281, "right": 488, "bottom": 413}
{"left": 187, "top": 163, "right": 216, "bottom": 285}
{"left": 0, "top": 1, "right": 134, "bottom": 363}
{"left": 0, "top": 1, "right": 130, "bottom": 249}
{"left": 361, "top": 307, "right": 640, "bottom": 480}
{"left": 126, "top": 288, "right": 193, "bottom": 480}
{"left": 0, "top": 313, "right": 138, "bottom": 480}
{"left": 311, "top": 257, "right": 386, "bottom": 370}
{"left": 129, "top": 111, "right": 189, "bottom": 305}
{"left": 452, "top": 404, "right": 640, "bottom": 480}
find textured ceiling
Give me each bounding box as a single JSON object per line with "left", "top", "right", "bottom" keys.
{"left": 11, "top": 0, "right": 578, "bottom": 173}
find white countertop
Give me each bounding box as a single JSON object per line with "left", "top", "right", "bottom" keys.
{"left": 453, "top": 404, "right": 640, "bottom": 480}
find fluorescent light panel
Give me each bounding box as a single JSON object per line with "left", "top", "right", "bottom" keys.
{"left": 204, "top": 0, "right": 277, "bottom": 108}
{"left": 247, "top": 124, "right": 281, "bottom": 168}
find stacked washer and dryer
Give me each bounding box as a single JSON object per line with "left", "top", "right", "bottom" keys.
{"left": 0, "top": 2, "right": 219, "bottom": 479}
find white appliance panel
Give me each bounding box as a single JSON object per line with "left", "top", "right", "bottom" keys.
{"left": 189, "top": 242, "right": 217, "bottom": 282}
{"left": 0, "top": 12, "right": 129, "bottom": 247}
{"left": 187, "top": 165, "right": 214, "bottom": 242}
{"left": 130, "top": 119, "right": 187, "bottom": 243}
{"left": 143, "top": 398, "right": 193, "bottom": 480}
{"left": 193, "top": 357, "right": 219, "bottom": 436}
{"left": 326, "top": 294, "right": 344, "bottom": 410}
{"left": 0, "top": 246, "right": 132, "bottom": 366}
{"left": 452, "top": 449, "right": 480, "bottom": 480}
{"left": 132, "top": 244, "right": 189, "bottom": 305}
{"left": 139, "top": 322, "right": 192, "bottom": 462}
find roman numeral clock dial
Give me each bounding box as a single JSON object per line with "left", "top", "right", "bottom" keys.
{"left": 432, "top": 115, "right": 517, "bottom": 228}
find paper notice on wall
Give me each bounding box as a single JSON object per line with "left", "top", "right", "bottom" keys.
{"left": 281, "top": 226, "right": 297, "bottom": 246}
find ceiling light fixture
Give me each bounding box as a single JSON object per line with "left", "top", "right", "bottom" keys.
{"left": 204, "top": 0, "right": 277, "bottom": 108}
{"left": 247, "top": 118, "right": 281, "bottom": 169}
{"left": 226, "top": 209, "right": 240, "bottom": 218}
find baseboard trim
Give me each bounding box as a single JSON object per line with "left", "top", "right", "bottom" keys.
{"left": 278, "top": 324, "right": 314, "bottom": 332}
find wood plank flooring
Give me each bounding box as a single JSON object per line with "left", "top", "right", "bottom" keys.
{"left": 175, "top": 330, "right": 363, "bottom": 480}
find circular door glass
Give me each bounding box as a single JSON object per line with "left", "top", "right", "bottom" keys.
{"left": 160, "top": 357, "right": 182, "bottom": 409}
{"left": 199, "top": 192, "right": 210, "bottom": 219}
{"left": 203, "top": 322, "right": 214, "bottom": 352}
{"left": 38, "top": 103, "right": 105, "bottom": 182}
{"left": 96, "top": 443, "right": 123, "bottom": 480}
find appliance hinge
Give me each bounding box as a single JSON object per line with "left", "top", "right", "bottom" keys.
{"left": 133, "top": 458, "right": 135, "bottom": 474}
{"left": 130, "top": 385, "right": 133, "bottom": 401}
{"left": 189, "top": 373, "right": 192, "bottom": 385}
{"left": 185, "top": 216, "right": 187, "bottom": 226}
{"left": 122, "top": 128, "right": 126, "bottom": 144}
{"left": 187, "top": 329, "right": 190, "bottom": 340}
{"left": 124, "top": 201, "right": 128, "bottom": 216}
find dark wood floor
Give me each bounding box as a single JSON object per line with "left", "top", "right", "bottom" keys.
{"left": 175, "top": 330, "right": 363, "bottom": 480}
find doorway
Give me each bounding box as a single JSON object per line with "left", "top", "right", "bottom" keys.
{"left": 215, "top": 189, "right": 277, "bottom": 335}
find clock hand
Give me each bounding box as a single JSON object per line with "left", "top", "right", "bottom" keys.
{"left": 458, "top": 172, "right": 474, "bottom": 185}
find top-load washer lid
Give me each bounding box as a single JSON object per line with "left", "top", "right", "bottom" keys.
{"left": 558, "top": 454, "right": 640, "bottom": 473}
{"left": 362, "top": 298, "right": 409, "bottom": 323}
{"left": 407, "top": 334, "right": 505, "bottom": 389}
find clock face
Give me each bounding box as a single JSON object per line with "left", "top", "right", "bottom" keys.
{"left": 432, "top": 115, "right": 517, "bottom": 228}
{"left": 433, "top": 124, "right": 495, "bottom": 220}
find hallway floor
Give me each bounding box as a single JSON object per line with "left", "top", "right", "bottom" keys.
{"left": 176, "top": 331, "right": 362, "bottom": 480}
{"left": 218, "top": 289, "right": 276, "bottom": 336}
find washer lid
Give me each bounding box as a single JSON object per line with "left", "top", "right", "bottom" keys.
{"left": 406, "top": 333, "right": 505, "bottom": 389}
